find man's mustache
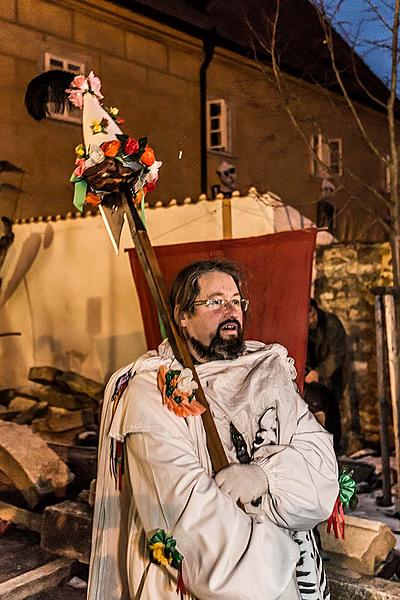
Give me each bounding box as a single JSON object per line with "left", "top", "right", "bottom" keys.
{"left": 216, "top": 318, "right": 242, "bottom": 335}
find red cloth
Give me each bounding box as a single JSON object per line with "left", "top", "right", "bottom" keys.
{"left": 127, "top": 229, "right": 316, "bottom": 391}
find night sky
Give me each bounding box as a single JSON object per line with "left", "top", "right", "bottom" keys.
{"left": 327, "top": 0, "right": 396, "bottom": 87}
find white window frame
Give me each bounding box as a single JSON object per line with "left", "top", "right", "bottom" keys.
{"left": 206, "top": 99, "right": 231, "bottom": 153}
{"left": 44, "top": 52, "right": 85, "bottom": 124}
{"left": 310, "top": 133, "right": 343, "bottom": 177}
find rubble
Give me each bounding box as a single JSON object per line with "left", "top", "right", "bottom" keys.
{"left": 0, "top": 365, "right": 103, "bottom": 446}
{"left": 0, "top": 421, "right": 74, "bottom": 507}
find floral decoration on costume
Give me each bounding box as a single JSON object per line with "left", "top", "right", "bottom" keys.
{"left": 148, "top": 529, "right": 186, "bottom": 598}
{"left": 157, "top": 366, "right": 205, "bottom": 418}
{"left": 65, "top": 71, "right": 162, "bottom": 211}
{"left": 327, "top": 467, "right": 357, "bottom": 539}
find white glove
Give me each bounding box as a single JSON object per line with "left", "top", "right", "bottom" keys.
{"left": 214, "top": 463, "right": 268, "bottom": 504}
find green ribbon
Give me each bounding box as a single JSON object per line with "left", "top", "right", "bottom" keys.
{"left": 338, "top": 470, "right": 356, "bottom": 508}
{"left": 70, "top": 173, "right": 87, "bottom": 212}
{"left": 148, "top": 529, "right": 183, "bottom": 570}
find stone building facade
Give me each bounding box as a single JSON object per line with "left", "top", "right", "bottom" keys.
{"left": 0, "top": 0, "right": 391, "bottom": 241}
{"left": 314, "top": 243, "right": 393, "bottom": 448}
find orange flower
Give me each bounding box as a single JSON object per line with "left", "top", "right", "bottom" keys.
{"left": 101, "top": 140, "right": 121, "bottom": 157}
{"left": 157, "top": 366, "right": 206, "bottom": 418}
{"left": 141, "top": 145, "right": 155, "bottom": 166}
{"left": 85, "top": 191, "right": 101, "bottom": 206}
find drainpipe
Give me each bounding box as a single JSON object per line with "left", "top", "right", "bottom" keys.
{"left": 200, "top": 30, "right": 216, "bottom": 195}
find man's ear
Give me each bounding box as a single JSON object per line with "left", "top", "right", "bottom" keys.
{"left": 174, "top": 304, "right": 187, "bottom": 329}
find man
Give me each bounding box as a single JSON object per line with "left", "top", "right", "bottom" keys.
{"left": 305, "top": 298, "right": 347, "bottom": 452}
{"left": 88, "top": 260, "right": 338, "bottom": 600}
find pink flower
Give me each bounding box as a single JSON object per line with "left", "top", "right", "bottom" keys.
{"left": 67, "top": 89, "right": 83, "bottom": 109}
{"left": 73, "top": 158, "right": 86, "bottom": 177}
{"left": 71, "top": 75, "right": 86, "bottom": 90}
{"left": 87, "top": 71, "right": 103, "bottom": 99}
{"left": 124, "top": 137, "right": 139, "bottom": 155}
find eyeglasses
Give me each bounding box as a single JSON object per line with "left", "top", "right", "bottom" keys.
{"left": 193, "top": 298, "right": 249, "bottom": 312}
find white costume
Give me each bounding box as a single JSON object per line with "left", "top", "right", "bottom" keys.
{"left": 88, "top": 341, "right": 338, "bottom": 600}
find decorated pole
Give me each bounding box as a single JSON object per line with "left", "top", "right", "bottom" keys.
{"left": 24, "top": 69, "right": 229, "bottom": 475}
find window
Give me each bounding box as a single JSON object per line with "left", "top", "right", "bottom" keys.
{"left": 207, "top": 99, "right": 230, "bottom": 153}
{"left": 310, "top": 134, "right": 342, "bottom": 177}
{"left": 44, "top": 52, "right": 85, "bottom": 124}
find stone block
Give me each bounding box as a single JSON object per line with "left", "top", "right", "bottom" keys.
{"left": 8, "top": 397, "right": 37, "bottom": 413}
{"left": 32, "top": 408, "right": 94, "bottom": 432}
{"left": 0, "top": 21, "right": 43, "bottom": 61}
{"left": 0, "top": 54, "right": 16, "bottom": 88}
{"left": 126, "top": 31, "right": 168, "bottom": 72}
{"left": 0, "top": 421, "right": 74, "bottom": 507}
{"left": 17, "top": 0, "right": 72, "bottom": 38}
{"left": 41, "top": 500, "right": 93, "bottom": 563}
{"left": 74, "top": 13, "right": 125, "bottom": 56}
{"left": 56, "top": 371, "right": 104, "bottom": 400}
{"left": 327, "top": 565, "right": 400, "bottom": 599}
{"left": 18, "top": 382, "right": 91, "bottom": 410}
{"left": 168, "top": 47, "right": 201, "bottom": 80}
{"left": 29, "top": 366, "right": 63, "bottom": 385}
{"left": 318, "top": 515, "right": 396, "bottom": 575}
{"left": 1, "top": 0, "right": 16, "bottom": 21}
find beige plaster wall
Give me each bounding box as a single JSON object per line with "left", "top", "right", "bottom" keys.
{"left": 1, "top": 193, "right": 290, "bottom": 387}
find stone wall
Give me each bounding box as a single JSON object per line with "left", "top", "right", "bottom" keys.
{"left": 314, "top": 243, "right": 393, "bottom": 448}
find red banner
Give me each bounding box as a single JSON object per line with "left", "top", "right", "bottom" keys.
{"left": 127, "top": 229, "right": 316, "bottom": 391}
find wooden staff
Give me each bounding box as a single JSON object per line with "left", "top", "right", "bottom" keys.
{"left": 122, "top": 190, "right": 229, "bottom": 474}
{"left": 373, "top": 292, "right": 392, "bottom": 506}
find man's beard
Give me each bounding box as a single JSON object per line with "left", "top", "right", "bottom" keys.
{"left": 188, "top": 318, "right": 246, "bottom": 361}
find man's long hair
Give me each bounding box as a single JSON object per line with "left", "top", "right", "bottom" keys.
{"left": 170, "top": 259, "right": 246, "bottom": 334}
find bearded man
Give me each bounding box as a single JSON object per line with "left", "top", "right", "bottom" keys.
{"left": 88, "top": 259, "right": 338, "bottom": 600}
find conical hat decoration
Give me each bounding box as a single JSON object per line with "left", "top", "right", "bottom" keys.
{"left": 82, "top": 91, "right": 123, "bottom": 150}
{"left": 66, "top": 71, "right": 162, "bottom": 211}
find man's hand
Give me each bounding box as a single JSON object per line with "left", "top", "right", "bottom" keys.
{"left": 305, "top": 369, "right": 319, "bottom": 384}
{"left": 214, "top": 463, "right": 268, "bottom": 504}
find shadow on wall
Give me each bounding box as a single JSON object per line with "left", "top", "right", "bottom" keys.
{"left": 1, "top": 225, "right": 54, "bottom": 306}
{"left": 95, "top": 331, "right": 147, "bottom": 382}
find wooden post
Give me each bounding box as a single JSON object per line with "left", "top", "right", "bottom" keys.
{"left": 222, "top": 197, "right": 232, "bottom": 239}
{"left": 122, "top": 192, "right": 229, "bottom": 474}
{"left": 374, "top": 295, "right": 392, "bottom": 506}
{"left": 383, "top": 290, "right": 400, "bottom": 509}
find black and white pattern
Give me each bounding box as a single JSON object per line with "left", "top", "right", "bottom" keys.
{"left": 292, "top": 529, "right": 330, "bottom": 600}
{"left": 230, "top": 411, "right": 330, "bottom": 600}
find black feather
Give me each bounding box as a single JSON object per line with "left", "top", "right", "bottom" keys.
{"left": 24, "top": 70, "right": 75, "bottom": 121}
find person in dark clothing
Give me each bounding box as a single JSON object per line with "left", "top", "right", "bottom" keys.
{"left": 305, "top": 298, "right": 347, "bottom": 452}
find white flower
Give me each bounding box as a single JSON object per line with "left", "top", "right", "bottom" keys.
{"left": 176, "top": 368, "right": 198, "bottom": 395}
{"left": 84, "top": 145, "right": 105, "bottom": 169}
{"left": 147, "top": 160, "right": 163, "bottom": 183}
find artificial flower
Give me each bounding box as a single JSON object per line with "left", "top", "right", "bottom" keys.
{"left": 84, "top": 145, "right": 105, "bottom": 169}
{"left": 144, "top": 181, "right": 157, "bottom": 193}
{"left": 176, "top": 368, "right": 198, "bottom": 395}
{"left": 73, "top": 158, "right": 86, "bottom": 177}
{"left": 71, "top": 74, "right": 87, "bottom": 90}
{"left": 124, "top": 137, "right": 139, "bottom": 155}
{"left": 75, "top": 144, "right": 86, "bottom": 158}
{"left": 67, "top": 88, "right": 84, "bottom": 109}
{"left": 90, "top": 117, "right": 109, "bottom": 134}
{"left": 157, "top": 366, "right": 205, "bottom": 418}
{"left": 85, "top": 191, "right": 101, "bottom": 206}
{"left": 141, "top": 145, "right": 155, "bottom": 166}
{"left": 147, "top": 160, "right": 162, "bottom": 182}
{"left": 87, "top": 71, "right": 103, "bottom": 99}
{"left": 101, "top": 139, "right": 121, "bottom": 157}
{"left": 108, "top": 106, "right": 119, "bottom": 116}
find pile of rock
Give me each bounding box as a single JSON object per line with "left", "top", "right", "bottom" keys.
{"left": 0, "top": 366, "right": 104, "bottom": 446}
